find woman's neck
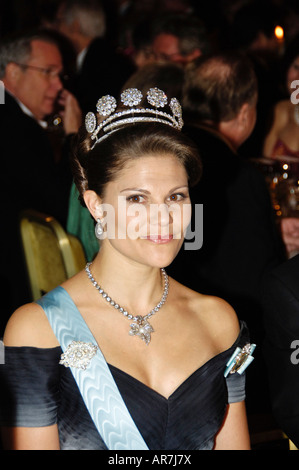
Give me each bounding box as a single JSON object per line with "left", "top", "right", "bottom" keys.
{"left": 89, "top": 246, "right": 165, "bottom": 316}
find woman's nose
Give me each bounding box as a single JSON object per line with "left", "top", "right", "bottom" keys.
{"left": 150, "top": 203, "right": 172, "bottom": 227}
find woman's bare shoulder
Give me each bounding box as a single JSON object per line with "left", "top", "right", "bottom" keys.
{"left": 171, "top": 278, "right": 240, "bottom": 348}
{"left": 3, "top": 302, "right": 59, "bottom": 348}
{"left": 193, "top": 291, "right": 239, "bottom": 331}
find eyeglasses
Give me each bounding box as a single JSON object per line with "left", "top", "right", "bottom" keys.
{"left": 13, "top": 62, "right": 68, "bottom": 82}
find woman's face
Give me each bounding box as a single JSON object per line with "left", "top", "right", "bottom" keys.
{"left": 99, "top": 153, "right": 191, "bottom": 268}
{"left": 287, "top": 55, "right": 299, "bottom": 94}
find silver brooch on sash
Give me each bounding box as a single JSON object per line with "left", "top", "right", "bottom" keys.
{"left": 224, "top": 343, "right": 256, "bottom": 377}
{"left": 59, "top": 340, "right": 98, "bottom": 370}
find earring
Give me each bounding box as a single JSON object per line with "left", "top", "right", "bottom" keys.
{"left": 95, "top": 218, "right": 103, "bottom": 239}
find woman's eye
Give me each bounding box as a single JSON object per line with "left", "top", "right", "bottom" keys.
{"left": 127, "top": 195, "right": 145, "bottom": 203}
{"left": 168, "top": 193, "right": 186, "bottom": 202}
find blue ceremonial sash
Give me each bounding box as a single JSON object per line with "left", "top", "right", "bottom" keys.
{"left": 36, "top": 286, "right": 149, "bottom": 450}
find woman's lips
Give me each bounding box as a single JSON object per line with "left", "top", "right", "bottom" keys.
{"left": 142, "top": 234, "right": 174, "bottom": 244}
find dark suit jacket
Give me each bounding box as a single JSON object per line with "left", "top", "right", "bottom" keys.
{"left": 168, "top": 124, "right": 285, "bottom": 341}
{"left": 0, "top": 92, "right": 72, "bottom": 329}
{"left": 71, "top": 37, "right": 135, "bottom": 115}
{"left": 262, "top": 254, "right": 299, "bottom": 446}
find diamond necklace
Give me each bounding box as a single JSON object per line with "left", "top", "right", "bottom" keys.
{"left": 85, "top": 262, "right": 169, "bottom": 345}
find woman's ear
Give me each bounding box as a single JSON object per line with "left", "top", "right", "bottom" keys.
{"left": 83, "top": 190, "right": 103, "bottom": 221}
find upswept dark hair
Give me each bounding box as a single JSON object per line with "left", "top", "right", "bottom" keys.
{"left": 71, "top": 122, "right": 202, "bottom": 207}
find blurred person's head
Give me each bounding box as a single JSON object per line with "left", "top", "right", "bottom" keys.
{"left": 150, "top": 14, "right": 210, "bottom": 66}
{"left": 0, "top": 30, "right": 65, "bottom": 120}
{"left": 183, "top": 52, "right": 258, "bottom": 149}
{"left": 56, "top": 0, "right": 106, "bottom": 54}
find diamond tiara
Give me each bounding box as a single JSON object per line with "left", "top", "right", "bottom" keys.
{"left": 85, "top": 87, "right": 184, "bottom": 147}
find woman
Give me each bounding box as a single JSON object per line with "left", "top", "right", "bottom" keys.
{"left": 66, "top": 62, "right": 186, "bottom": 261}
{"left": 0, "top": 88, "right": 253, "bottom": 450}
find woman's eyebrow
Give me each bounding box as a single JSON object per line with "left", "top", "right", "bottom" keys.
{"left": 120, "top": 185, "right": 189, "bottom": 193}
{"left": 119, "top": 188, "right": 151, "bottom": 194}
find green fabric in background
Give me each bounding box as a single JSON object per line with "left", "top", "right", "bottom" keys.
{"left": 67, "top": 182, "right": 99, "bottom": 262}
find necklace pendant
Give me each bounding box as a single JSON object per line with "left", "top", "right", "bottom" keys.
{"left": 129, "top": 315, "right": 154, "bottom": 345}
{"left": 85, "top": 264, "right": 169, "bottom": 346}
